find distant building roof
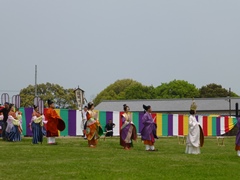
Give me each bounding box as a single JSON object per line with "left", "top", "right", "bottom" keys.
{"left": 95, "top": 98, "right": 240, "bottom": 113}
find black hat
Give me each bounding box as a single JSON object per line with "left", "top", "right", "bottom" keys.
{"left": 143, "top": 104, "right": 151, "bottom": 111}
{"left": 33, "top": 105, "right": 38, "bottom": 109}
{"left": 4, "top": 102, "right": 9, "bottom": 105}
{"left": 87, "top": 102, "right": 94, "bottom": 109}
{"left": 48, "top": 99, "right": 54, "bottom": 105}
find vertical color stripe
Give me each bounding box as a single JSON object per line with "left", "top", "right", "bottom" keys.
{"left": 25, "top": 108, "right": 33, "bottom": 136}
{"left": 68, "top": 110, "right": 76, "bottom": 136}
{"left": 60, "top": 109, "right": 69, "bottom": 136}
{"left": 132, "top": 112, "right": 139, "bottom": 133}
{"left": 113, "top": 111, "right": 120, "bottom": 136}
{"left": 99, "top": 111, "right": 107, "bottom": 130}
{"left": 208, "top": 116, "right": 212, "bottom": 136}
{"left": 183, "top": 115, "right": 189, "bottom": 136}
{"left": 162, "top": 114, "right": 168, "bottom": 136}
{"left": 76, "top": 110, "right": 82, "bottom": 136}
{"left": 212, "top": 117, "right": 217, "bottom": 136}
{"left": 216, "top": 117, "right": 221, "bottom": 136}
{"left": 220, "top": 117, "right": 225, "bottom": 135}
{"left": 168, "top": 114, "right": 173, "bottom": 136}
{"left": 225, "top": 116, "right": 229, "bottom": 133}
{"left": 173, "top": 114, "right": 178, "bottom": 136}
{"left": 178, "top": 115, "right": 184, "bottom": 136}
{"left": 203, "top": 116, "right": 208, "bottom": 136}
{"left": 157, "top": 113, "right": 162, "bottom": 136}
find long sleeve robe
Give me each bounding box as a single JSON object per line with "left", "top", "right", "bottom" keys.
{"left": 45, "top": 108, "right": 61, "bottom": 137}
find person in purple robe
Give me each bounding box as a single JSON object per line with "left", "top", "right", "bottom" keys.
{"left": 120, "top": 104, "right": 137, "bottom": 150}
{"left": 235, "top": 118, "right": 240, "bottom": 156}
{"left": 141, "top": 104, "right": 158, "bottom": 151}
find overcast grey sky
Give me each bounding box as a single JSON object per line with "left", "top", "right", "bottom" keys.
{"left": 0, "top": 0, "right": 239, "bottom": 101}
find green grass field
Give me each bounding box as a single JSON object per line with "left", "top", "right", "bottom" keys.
{"left": 0, "top": 136, "right": 239, "bottom": 180}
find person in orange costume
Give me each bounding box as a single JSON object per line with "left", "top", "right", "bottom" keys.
{"left": 86, "top": 102, "right": 103, "bottom": 148}
{"left": 45, "top": 100, "right": 64, "bottom": 145}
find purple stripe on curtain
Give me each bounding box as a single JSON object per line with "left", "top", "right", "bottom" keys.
{"left": 168, "top": 114, "right": 173, "bottom": 136}
{"left": 106, "top": 111, "right": 113, "bottom": 124}
{"left": 68, "top": 110, "right": 76, "bottom": 136}
{"left": 25, "top": 108, "right": 33, "bottom": 136}
{"left": 139, "top": 112, "right": 145, "bottom": 133}
{"left": 216, "top": 117, "right": 221, "bottom": 136}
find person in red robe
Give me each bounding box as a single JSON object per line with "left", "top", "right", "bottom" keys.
{"left": 45, "top": 100, "right": 65, "bottom": 145}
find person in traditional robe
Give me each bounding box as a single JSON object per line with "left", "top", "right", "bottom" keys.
{"left": 86, "top": 102, "right": 103, "bottom": 148}
{"left": 6, "top": 104, "right": 21, "bottom": 142}
{"left": 0, "top": 102, "right": 10, "bottom": 140}
{"left": 235, "top": 117, "right": 240, "bottom": 156}
{"left": 45, "top": 100, "right": 65, "bottom": 145}
{"left": 30, "top": 105, "right": 44, "bottom": 144}
{"left": 120, "top": 104, "right": 137, "bottom": 150}
{"left": 141, "top": 105, "right": 158, "bottom": 151}
{"left": 185, "top": 100, "right": 204, "bottom": 154}
{"left": 14, "top": 108, "right": 22, "bottom": 141}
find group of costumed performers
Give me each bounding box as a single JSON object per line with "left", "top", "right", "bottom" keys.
{"left": 3, "top": 96, "right": 240, "bottom": 158}
{"left": 5, "top": 104, "right": 22, "bottom": 142}
{"left": 119, "top": 104, "right": 158, "bottom": 151}
{"left": 185, "top": 100, "right": 204, "bottom": 154}
{"left": 85, "top": 102, "right": 103, "bottom": 148}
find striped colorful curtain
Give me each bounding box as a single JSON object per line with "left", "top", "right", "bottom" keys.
{"left": 18, "top": 108, "right": 238, "bottom": 137}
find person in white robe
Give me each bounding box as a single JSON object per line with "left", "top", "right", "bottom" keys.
{"left": 185, "top": 99, "right": 204, "bottom": 154}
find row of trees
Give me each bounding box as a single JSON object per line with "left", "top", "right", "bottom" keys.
{"left": 93, "top": 79, "right": 238, "bottom": 105}
{"left": 20, "top": 83, "right": 77, "bottom": 109}
{"left": 19, "top": 79, "right": 238, "bottom": 108}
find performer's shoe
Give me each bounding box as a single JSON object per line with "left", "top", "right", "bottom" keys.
{"left": 89, "top": 145, "right": 96, "bottom": 148}
{"left": 124, "top": 147, "right": 130, "bottom": 150}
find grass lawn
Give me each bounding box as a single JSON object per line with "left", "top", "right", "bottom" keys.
{"left": 0, "top": 136, "right": 239, "bottom": 180}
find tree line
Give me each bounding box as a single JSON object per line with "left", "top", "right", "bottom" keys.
{"left": 19, "top": 79, "right": 239, "bottom": 108}
{"left": 93, "top": 79, "right": 238, "bottom": 105}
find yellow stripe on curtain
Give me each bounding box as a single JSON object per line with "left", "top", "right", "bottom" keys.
{"left": 157, "top": 113, "right": 162, "bottom": 136}
{"left": 183, "top": 115, "right": 189, "bottom": 136}
{"left": 207, "top": 116, "right": 212, "bottom": 136}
